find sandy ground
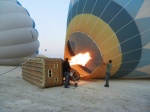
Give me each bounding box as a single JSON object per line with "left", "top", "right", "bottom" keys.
{"left": 0, "top": 66, "right": 150, "bottom": 112}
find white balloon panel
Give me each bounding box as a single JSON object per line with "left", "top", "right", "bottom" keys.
{"left": 0, "top": 28, "right": 38, "bottom": 46}
{"left": 0, "top": 40, "right": 39, "bottom": 59}
{"left": 0, "top": 0, "right": 16, "bottom": 3}
{"left": 0, "top": 14, "right": 33, "bottom": 31}
{"left": 0, "top": 2, "right": 28, "bottom": 15}
{"left": 0, "top": 0, "right": 39, "bottom": 65}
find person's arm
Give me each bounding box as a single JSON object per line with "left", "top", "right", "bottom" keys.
{"left": 67, "top": 62, "right": 71, "bottom": 71}
{"left": 68, "top": 64, "right": 71, "bottom": 71}
{"left": 103, "top": 61, "right": 108, "bottom": 65}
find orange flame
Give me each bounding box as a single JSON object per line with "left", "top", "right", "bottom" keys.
{"left": 70, "top": 52, "right": 91, "bottom": 66}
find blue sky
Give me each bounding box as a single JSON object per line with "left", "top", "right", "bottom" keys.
{"left": 18, "top": 0, "right": 70, "bottom": 58}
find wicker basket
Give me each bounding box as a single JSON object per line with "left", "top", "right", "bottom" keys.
{"left": 22, "top": 57, "right": 63, "bottom": 88}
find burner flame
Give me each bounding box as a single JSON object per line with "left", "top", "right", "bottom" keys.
{"left": 70, "top": 52, "right": 91, "bottom": 66}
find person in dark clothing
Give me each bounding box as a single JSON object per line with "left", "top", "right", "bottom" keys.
{"left": 63, "top": 58, "right": 71, "bottom": 88}
{"left": 104, "top": 60, "right": 112, "bottom": 87}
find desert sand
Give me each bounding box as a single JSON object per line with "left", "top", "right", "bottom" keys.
{"left": 0, "top": 66, "right": 150, "bottom": 112}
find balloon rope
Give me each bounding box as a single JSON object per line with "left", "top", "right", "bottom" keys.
{"left": 69, "top": 0, "right": 88, "bottom": 55}
{"left": 73, "top": 0, "right": 79, "bottom": 32}
{"left": 78, "top": 0, "right": 112, "bottom": 57}
{"left": 68, "top": 0, "right": 79, "bottom": 51}
{"left": 77, "top": 0, "right": 98, "bottom": 53}
{"left": 69, "top": 1, "right": 73, "bottom": 35}
{"left": 92, "top": 1, "right": 150, "bottom": 62}
{"left": 72, "top": 1, "right": 80, "bottom": 47}
{"left": 83, "top": 0, "right": 98, "bottom": 30}
{"left": 80, "top": 0, "right": 112, "bottom": 63}
{"left": 113, "top": 57, "right": 150, "bottom": 67}
{"left": 105, "top": 29, "right": 150, "bottom": 67}
{"left": 89, "top": 0, "right": 112, "bottom": 36}
{"left": 0, "top": 66, "right": 20, "bottom": 76}
{"left": 68, "top": 0, "right": 111, "bottom": 64}
{"left": 78, "top": 0, "right": 88, "bottom": 29}
{"left": 100, "top": 4, "right": 150, "bottom": 54}
{"left": 73, "top": 0, "right": 112, "bottom": 55}
{"left": 100, "top": 5, "right": 150, "bottom": 50}
{"left": 73, "top": 0, "right": 131, "bottom": 57}
{"left": 68, "top": 0, "right": 111, "bottom": 56}
{"left": 0, "top": 58, "right": 31, "bottom": 76}
{"left": 95, "top": 0, "right": 132, "bottom": 40}
{"left": 98, "top": 1, "right": 150, "bottom": 54}
{"left": 103, "top": 28, "right": 150, "bottom": 55}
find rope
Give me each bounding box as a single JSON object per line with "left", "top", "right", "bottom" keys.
{"left": 0, "top": 58, "right": 31, "bottom": 76}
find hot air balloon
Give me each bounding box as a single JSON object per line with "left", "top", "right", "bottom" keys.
{"left": 0, "top": 0, "right": 39, "bottom": 65}
{"left": 65, "top": 0, "right": 150, "bottom": 78}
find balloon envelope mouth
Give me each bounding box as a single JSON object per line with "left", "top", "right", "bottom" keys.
{"left": 67, "top": 32, "right": 102, "bottom": 74}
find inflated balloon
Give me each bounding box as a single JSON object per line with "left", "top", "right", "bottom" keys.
{"left": 0, "top": 0, "right": 39, "bottom": 65}
{"left": 65, "top": 0, "right": 150, "bottom": 78}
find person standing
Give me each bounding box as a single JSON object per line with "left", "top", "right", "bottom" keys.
{"left": 63, "top": 58, "right": 71, "bottom": 88}
{"left": 104, "top": 60, "right": 112, "bottom": 87}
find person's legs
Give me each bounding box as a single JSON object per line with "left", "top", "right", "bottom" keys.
{"left": 104, "top": 72, "right": 109, "bottom": 87}
{"left": 68, "top": 76, "right": 70, "bottom": 85}
{"left": 64, "top": 72, "right": 69, "bottom": 88}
